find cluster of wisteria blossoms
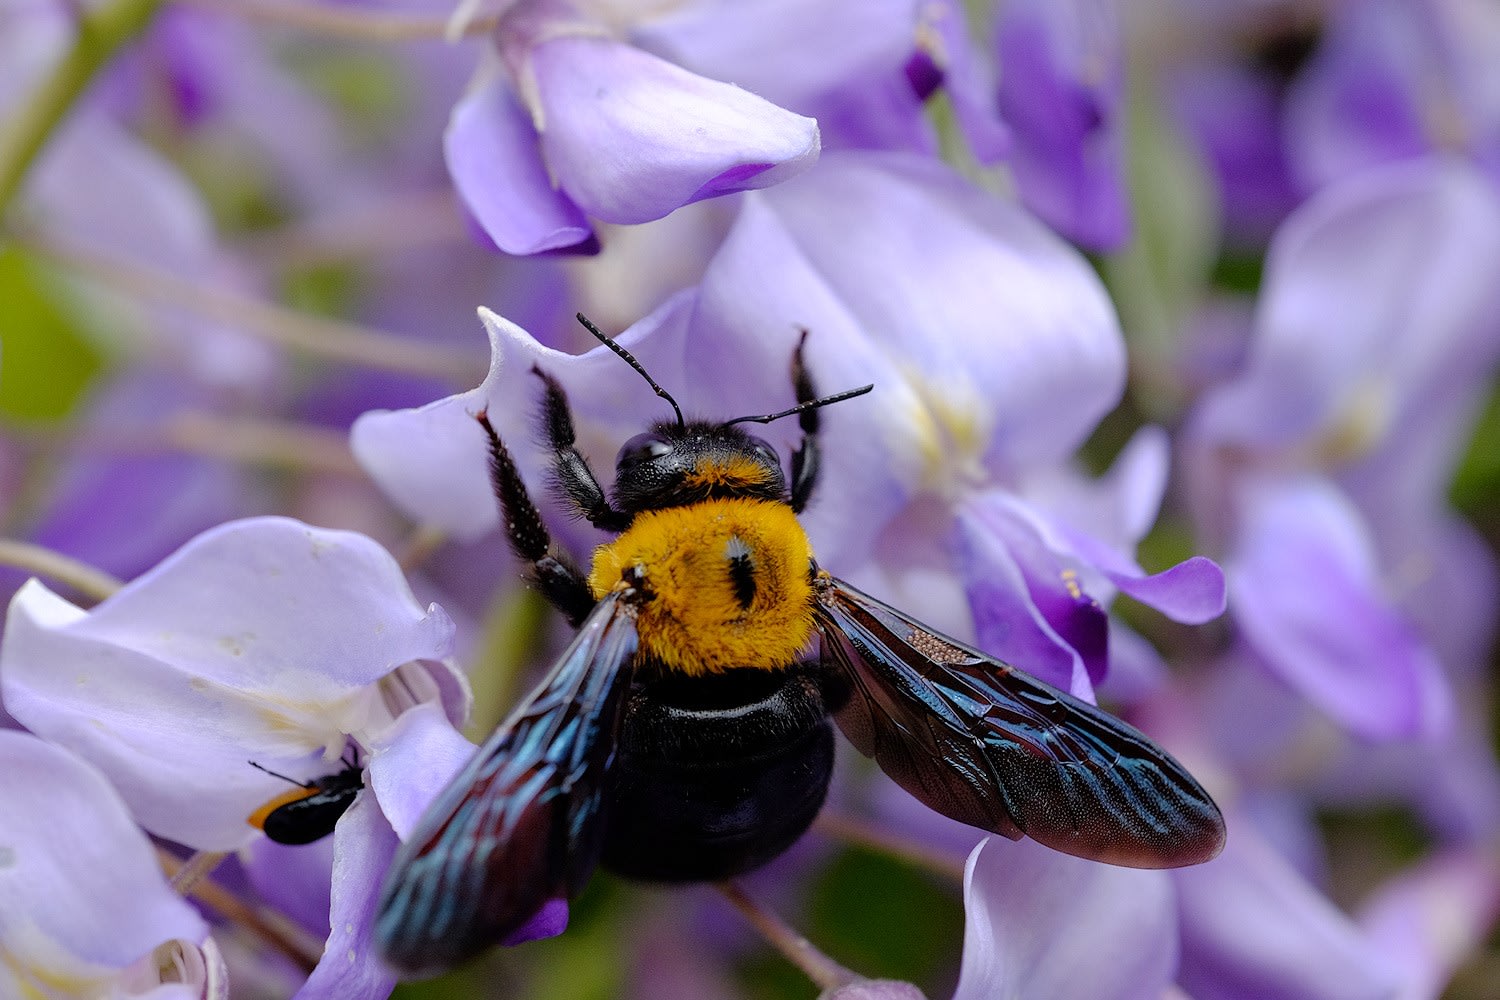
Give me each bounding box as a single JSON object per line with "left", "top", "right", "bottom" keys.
{"left": 1, "top": 0, "right": 1498, "bottom": 997}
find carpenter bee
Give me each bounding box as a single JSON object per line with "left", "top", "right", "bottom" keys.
{"left": 247, "top": 755, "right": 363, "bottom": 845}
{"left": 376, "top": 316, "right": 1225, "bottom": 976}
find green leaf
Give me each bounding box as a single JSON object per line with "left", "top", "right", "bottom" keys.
{"left": 0, "top": 246, "right": 104, "bottom": 420}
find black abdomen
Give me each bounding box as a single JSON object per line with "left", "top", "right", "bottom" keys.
{"left": 601, "top": 664, "right": 834, "bottom": 882}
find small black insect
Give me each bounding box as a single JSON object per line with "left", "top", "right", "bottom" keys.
{"left": 376, "top": 315, "right": 1226, "bottom": 977}
{"left": 247, "top": 755, "right": 363, "bottom": 846}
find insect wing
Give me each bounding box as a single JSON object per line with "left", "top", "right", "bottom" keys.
{"left": 815, "top": 577, "right": 1225, "bottom": 868}
{"left": 376, "top": 591, "right": 639, "bottom": 976}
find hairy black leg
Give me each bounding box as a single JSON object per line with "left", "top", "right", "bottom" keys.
{"left": 531, "top": 368, "right": 632, "bottom": 533}
{"left": 789, "top": 330, "right": 821, "bottom": 514}
{"left": 476, "top": 410, "right": 597, "bottom": 626}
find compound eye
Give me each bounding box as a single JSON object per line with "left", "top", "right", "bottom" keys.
{"left": 617, "top": 432, "right": 674, "bottom": 469}
{"left": 746, "top": 435, "right": 779, "bottom": 466}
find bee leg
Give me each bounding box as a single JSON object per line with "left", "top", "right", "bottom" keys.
{"left": 789, "top": 330, "right": 821, "bottom": 514}
{"left": 476, "top": 410, "right": 597, "bottom": 627}
{"left": 532, "top": 367, "right": 632, "bottom": 533}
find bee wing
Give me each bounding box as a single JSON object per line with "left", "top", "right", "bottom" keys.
{"left": 376, "top": 590, "right": 639, "bottom": 976}
{"left": 815, "top": 576, "right": 1225, "bottom": 868}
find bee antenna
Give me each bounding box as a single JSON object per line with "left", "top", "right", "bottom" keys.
{"left": 249, "top": 759, "right": 311, "bottom": 788}
{"left": 725, "top": 383, "right": 874, "bottom": 427}
{"left": 575, "top": 313, "right": 685, "bottom": 428}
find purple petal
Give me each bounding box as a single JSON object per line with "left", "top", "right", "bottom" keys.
{"left": 0, "top": 518, "right": 456, "bottom": 849}
{"left": 955, "top": 497, "right": 1096, "bottom": 699}
{"left": 243, "top": 833, "right": 337, "bottom": 940}
{"left": 1168, "top": 61, "right": 1300, "bottom": 243}
{"left": 1282, "top": 0, "right": 1438, "bottom": 192}
{"left": 294, "top": 792, "right": 398, "bottom": 1000}
{"left": 953, "top": 836, "right": 1174, "bottom": 1000}
{"left": 531, "top": 35, "right": 819, "bottom": 224}
{"left": 1229, "top": 477, "right": 1453, "bottom": 740}
{"left": 353, "top": 296, "right": 694, "bottom": 542}
{"left": 1176, "top": 815, "right": 1403, "bottom": 1000}
{"left": 0, "top": 731, "right": 207, "bottom": 973}
{"left": 994, "top": 0, "right": 1129, "bottom": 249}
{"left": 500, "top": 897, "right": 568, "bottom": 946}
{"left": 1357, "top": 848, "right": 1500, "bottom": 999}
{"left": 445, "top": 72, "right": 594, "bottom": 255}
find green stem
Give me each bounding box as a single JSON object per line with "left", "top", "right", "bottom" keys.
{"left": 0, "top": 0, "right": 164, "bottom": 214}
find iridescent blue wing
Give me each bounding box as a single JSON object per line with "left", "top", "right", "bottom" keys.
{"left": 376, "top": 590, "right": 639, "bottom": 976}
{"left": 815, "top": 576, "right": 1225, "bottom": 868}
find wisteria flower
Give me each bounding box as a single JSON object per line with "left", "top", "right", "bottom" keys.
{"left": 1185, "top": 157, "right": 1500, "bottom": 739}
{"left": 0, "top": 516, "right": 509, "bottom": 996}
{"left": 0, "top": 728, "right": 226, "bottom": 999}
{"left": 447, "top": 0, "right": 820, "bottom": 255}
{"left": 1284, "top": 0, "right": 1500, "bottom": 195}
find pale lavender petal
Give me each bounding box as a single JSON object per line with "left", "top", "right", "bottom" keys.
{"left": 1190, "top": 159, "right": 1500, "bottom": 455}
{"left": 445, "top": 72, "right": 594, "bottom": 255}
{"left": 294, "top": 792, "right": 397, "bottom": 1000}
{"left": 952, "top": 836, "right": 1174, "bottom": 1000}
{"left": 532, "top": 36, "right": 819, "bottom": 224}
{"left": 1357, "top": 848, "right": 1500, "bottom": 1000}
{"left": 0, "top": 518, "right": 455, "bottom": 849}
{"left": 761, "top": 153, "right": 1126, "bottom": 472}
{"left": 994, "top": 0, "right": 1129, "bottom": 249}
{"left": 636, "top": 0, "right": 920, "bottom": 116}
{"left": 353, "top": 296, "right": 694, "bottom": 542}
{"left": 686, "top": 194, "right": 910, "bottom": 564}
{"left": 0, "top": 731, "right": 207, "bottom": 977}
{"left": 364, "top": 701, "right": 475, "bottom": 841}
{"left": 1229, "top": 478, "right": 1453, "bottom": 741}
{"left": 1176, "top": 816, "right": 1404, "bottom": 1000}
{"left": 821, "top": 981, "right": 927, "bottom": 1000}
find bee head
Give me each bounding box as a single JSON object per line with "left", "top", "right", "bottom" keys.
{"left": 611, "top": 421, "right": 786, "bottom": 513}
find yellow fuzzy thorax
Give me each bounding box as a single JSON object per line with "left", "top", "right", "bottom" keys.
{"left": 588, "top": 497, "right": 816, "bottom": 676}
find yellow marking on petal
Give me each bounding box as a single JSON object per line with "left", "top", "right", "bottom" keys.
{"left": 1315, "top": 377, "right": 1392, "bottom": 465}
{"left": 895, "top": 363, "right": 990, "bottom": 496}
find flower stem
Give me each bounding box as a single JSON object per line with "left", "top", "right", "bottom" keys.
{"left": 0, "top": 539, "right": 123, "bottom": 602}
{"left": 158, "top": 847, "right": 322, "bottom": 971}
{"left": 168, "top": 848, "right": 228, "bottom": 896}
{"left": 0, "top": 0, "right": 164, "bottom": 214}
{"left": 716, "top": 880, "right": 859, "bottom": 992}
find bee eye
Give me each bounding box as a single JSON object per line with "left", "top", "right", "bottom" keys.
{"left": 747, "top": 436, "right": 779, "bottom": 465}
{"left": 617, "top": 433, "right": 673, "bottom": 469}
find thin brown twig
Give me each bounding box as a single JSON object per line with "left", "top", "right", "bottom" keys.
{"left": 715, "top": 880, "right": 859, "bottom": 992}
{"left": 157, "top": 848, "right": 323, "bottom": 971}
{"left": 0, "top": 539, "right": 124, "bottom": 602}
